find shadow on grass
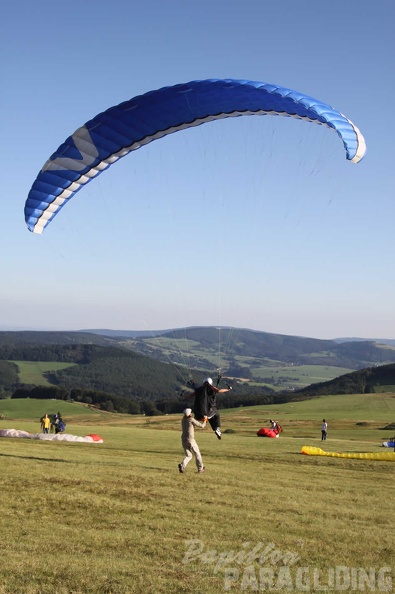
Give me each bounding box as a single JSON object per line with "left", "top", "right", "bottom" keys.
{"left": 0, "top": 452, "right": 138, "bottom": 467}
{"left": 0, "top": 452, "right": 73, "bottom": 463}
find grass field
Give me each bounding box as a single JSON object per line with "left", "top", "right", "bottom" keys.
{"left": 247, "top": 364, "right": 354, "bottom": 389}
{"left": 0, "top": 398, "right": 101, "bottom": 422}
{"left": 0, "top": 395, "right": 394, "bottom": 594}
{"left": 9, "top": 361, "right": 76, "bottom": 386}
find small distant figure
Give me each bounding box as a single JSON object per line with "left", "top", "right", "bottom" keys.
{"left": 178, "top": 408, "right": 206, "bottom": 474}
{"left": 321, "top": 419, "right": 328, "bottom": 441}
{"left": 270, "top": 419, "right": 278, "bottom": 432}
{"left": 42, "top": 414, "right": 51, "bottom": 434}
{"left": 53, "top": 413, "right": 66, "bottom": 434}
{"left": 50, "top": 413, "right": 58, "bottom": 434}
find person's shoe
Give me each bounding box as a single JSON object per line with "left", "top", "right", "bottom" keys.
{"left": 215, "top": 428, "right": 222, "bottom": 440}
{"left": 198, "top": 467, "right": 205, "bottom": 473}
{"left": 178, "top": 464, "right": 184, "bottom": 473}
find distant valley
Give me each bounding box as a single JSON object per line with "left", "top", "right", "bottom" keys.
{"left": 1, "top": 327, "right": 395, "bottom": 398}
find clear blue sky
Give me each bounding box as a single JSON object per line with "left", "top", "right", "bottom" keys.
{"left": 1, "top": 0, "right": 394, "bottom": 339}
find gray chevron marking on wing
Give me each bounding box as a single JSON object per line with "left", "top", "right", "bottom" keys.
{"left": 42, "top": 125, "right": 99, "bottom": 172}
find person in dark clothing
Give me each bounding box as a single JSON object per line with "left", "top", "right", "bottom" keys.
{"left": 184, "top": 377, "right": 232, "bottom": 440}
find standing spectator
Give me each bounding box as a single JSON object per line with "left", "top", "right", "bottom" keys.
{"left": 42, "top": 414, "right": 51, "bottom": 434}
{"left": 321, "top": 419, "right": 328, "bottom": 441}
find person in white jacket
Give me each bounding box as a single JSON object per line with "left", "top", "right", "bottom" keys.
{"left": 178, "top": 408, "right": 206, "bottom": 474}
{"left": 321, "top": 419, "right": 328, "bottom": 441}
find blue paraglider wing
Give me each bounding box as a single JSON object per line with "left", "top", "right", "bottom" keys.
{"left": 24, "top": 79, "right": 366, "bottom": 234}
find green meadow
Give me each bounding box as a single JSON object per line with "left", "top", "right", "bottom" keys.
{"left": 10, "top": 361, "right": 76, "bottom": 386}
{"left": 250, "top": 365, "right": 354, "bottom": 389}
{"left": 0, "top": 395, "right": 394, "bottom": 594}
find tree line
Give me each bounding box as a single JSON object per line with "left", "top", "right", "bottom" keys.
{"left": 10, "top": 382, "right": 286, "bottom": 416}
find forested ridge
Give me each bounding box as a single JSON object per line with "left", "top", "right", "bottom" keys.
{"left": 294, "top": 364, "right": 395, "bottom": 397}
{"left": 1, "top": 330, "right": 395, "bottom": 415}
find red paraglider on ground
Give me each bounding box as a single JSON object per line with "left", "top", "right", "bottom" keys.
{"left": 86, "top": 434, "right": 104, "bottom": 443}
{"left": 257, "top": 428, "right": 279, "bottom": 438}
{"left": 257, "top": 423, "right": 283, "bottom": 438}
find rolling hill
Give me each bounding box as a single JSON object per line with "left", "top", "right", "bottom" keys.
{"left": 2, "top": 328, "right": 395, "bottom": 371}
{"left": 294, "top": 363, "right": 395, "bottom": 397}
{"left": 111, "top": 326, "right": 395, "bottom": 380}
{"left": 1, "top": 328, "right": 395, "bottom": 402}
